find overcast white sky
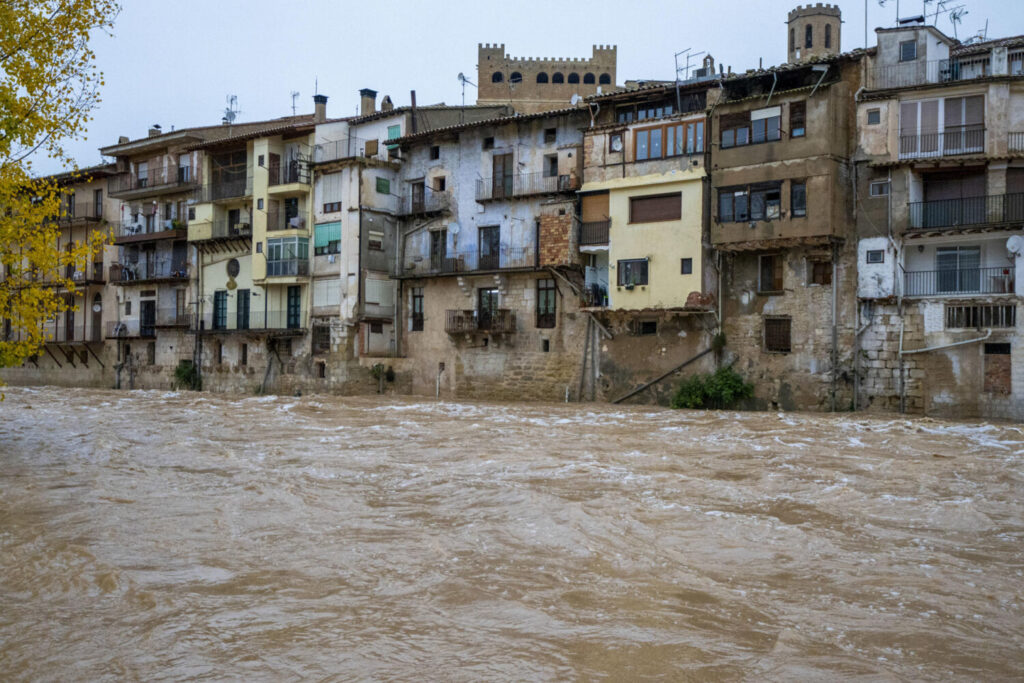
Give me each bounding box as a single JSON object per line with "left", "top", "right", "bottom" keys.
{"left": 45, "top": 0, "right": 1024, "bottom": 174}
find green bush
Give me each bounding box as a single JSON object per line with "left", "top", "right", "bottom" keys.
{"left": 173, "top": 360, "right": 201, "bottom": 391}
{"left": 671, "top": 366, "right": 753, "bottom": 410}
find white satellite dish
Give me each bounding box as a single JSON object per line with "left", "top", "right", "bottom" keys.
{"left": 610, "top": 136, "right": 623, "bottom": 152}
{"left": 570, "top": 93, "right": 582, "bottom": 106}
{"left": 1007, "top": 235, "right": 1024, "bottom": 256}
{"left": 449, "top": 221, "right": 461, "bottom": 235}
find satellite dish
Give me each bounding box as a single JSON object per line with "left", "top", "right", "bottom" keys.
{"left": 570, "top": 93, "right": 582, "bottom": 106}
{"left": 1007, "top": 235, "right": 1024, "bottom": 256}
{"left": 610, "top": 136, "right": 623, "bottom": 152}
{"left": 449, "top": 222, "right": 461, "bottom": 236}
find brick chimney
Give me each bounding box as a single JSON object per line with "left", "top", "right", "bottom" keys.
{"left": 359, "top": 88, "right": 377, "bottom": 116}
{"left": 313, "top": 94, "right": 328, "bottom": 123}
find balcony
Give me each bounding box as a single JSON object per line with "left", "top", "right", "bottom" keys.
{"left": 106, "top": 319, "right": 155, "bottom": 339}
{"left": 903, "top": 266, "right": 1015, "bottom": 297}
{"left": 397, "top": 187, "right": 450, "bottom": 216}
{"left": 267, "top": 159, "right": 309, "bottom": 188}
{"left": 899, "top": 126, "right": 985, "bottom": 160}
{"left": 113, "top": 219, "right": 187, "bottom": 244}
{"left": 582, "top": 283, "right": 609, "bottom": 308}
{"left": 445, "top": 309, "right": 516, "bottom": 334}
{"left": 908, "top": 193, "right": 1024, "bottom": 232}
{"left": 579, "top": 220, "right": 610, "bottom": 247}
{"left": 196, "top": 309, "right": 305, "bottom": 334}
{"left": 190, "top": 220, "right": 252, "bottom": 243}
{"left": 868, "top": 55, "right": 995, "bottom": 90}
{"left": 314, "top": 137, "right": 367, "bottom": 163}
{"left": 194, "top": 177, "right": 253, "bottom": 203}
{"left": 43, "top": 320, "right": 103, "bottom": 344}
{"left": 266, "top": 259, "right": 309, "bottom": 277}
{"left": 108, "top": 166, "right": 198, "bottom": 199}
{"left": 475, "top": 172, "right": 579, "bottom": 202}
{"left": 397, "top": 245, "right": 536, "bottom": 277}
{"left": 155, "top": 307, "right": 192, "bottom": 327}
{"left": 56, "top": 203, "right": 104, "bottom": 226}
{"left": 266, "top": 209, "right": 306, "bottom": 232}
{"left": 110, "top": 258, "right": 188, "bottom": 284}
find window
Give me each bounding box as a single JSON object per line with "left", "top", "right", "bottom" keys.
{"left": 137, "top": 161, "right": 148, "bottom": 186}
{"left": 617, "top": 259, "right": 649, "bottom": 286}
{"left": 213, "top": 290, "right": 227, "bottom": 330}
{"left": 900, "top": 39, "right": 917, "bottom": 62}
{"left": 214, "top": 342, "right": 223, "bottom": 365}
{"left": 386, "top": 125, "right": 401, "bottom": 150}
{"left": 790, "top": 101, "right": 806, "bottom": 137}
{"left": 178, "top": 154, "right": 191, "bottom": 182}
{"left": 163, "top": 202, "right": 172, "bottom": 220}
{"left": 552, "top": 72, "right": 564, "bottom": 83}
{"left": 568, "top": 73, "right": 580, "bottom": 84}
{"left": 323, "top": 201, "right": 341, "bottom": 213}
{"left": 719, "top": 183, "right": 784, "bottom": 222}
{"left": 492, "top": 72, "right": 503, "bottom": 83}
{"left": 629, "top": 193, "right": 681, "bottom": 223}
{"left": 368, "top": 230, "right": 384, "bottom": 251}
{"left": 257, "top": 199, "right": 263, "bottom": 210}
{"left": 433, "top": 176, "right": 446, "bottom": 192}
{"left": 718, "top": 187, "right": 747, "bottom": 222}
{"left": 936, "top": 245, "right": 981, "bottom": 293}
{"left": 764, "top": 316, "right": 792, "bottom": 352}
{"left": 240, "top": 343, "right": 247, "bottom": 366}
{"left": 369, "top": 322, "right": 383, "bottom": 334}
{"left": 317, "top": 361, "right": 327, "bottom": 378}
{"left": 866, "top": 250, "right": 885, "bottom": 264}
{"left": 599, "top": 73, "right": 611, "bottom": 85}
{"left": 483, "top": 136, "right": 494, "bottom": 150}
{"left": 790, "top": 28, "right": 795, "bottom": 52}
{"left": 188, "top": 207, "right": 196, "bottom": 221}
{"left": 720, "top": 112, "right": 750, "bottom": 148}
{"left": 313, "top": 325, "right": 330, "bottom": 353}
{"left": 635, "top": 320, "right": 658, "bottom": 336}
{"left": 537, "top": 278, "right": 556, "bottom": 328}
{"left": 869, "top": 181, "right": 889, "bottom": 197}
{"left": 791, "top": 181, "right": 806, "bottom": 217}
{"left": 616, "top": 99, "right": 678, "bottom": 123}
{"left": 542, "top": 339, "right": 550, "bottom": 352}
{"left": 544, "top": 127, "right": 557, "bottom": 144}
{"left": 266, "top": 237, "right": 309, "bottom": 276}
{"left": 536, "top": 72, "right": 549, "bottom": 84}
{"left": 681, "top": 258, "right": 693, "bottom": 275}
{"left": 946, "top": 304, "right": 1016, "bottom": 329}
{"left": 810, "top": 260, "right": 832, "bottom": 285}
{"left": 411, "top": 287, "right": 424, "bottom": 331}
{"left": 543, "top": 154, "right": 558, "bottom": 178}
{"left": 124, "top": 300, "right": 131, "bottom": 315}
{"left": 759, "top": 254, "right": 784, "bottom": 293}
{"left": 805, "top": 24, "right": 813, "bottom": 49}
{"left": 825, "top": 24, "right": 832, "bottom": 49}
{"left": 510, "top": 72, "right": 522, "bottom": 84}
{"left": 430, "top": 145, "right": 440, "bottom": 159}
{"left": 314, "top": 221, "right": 340, "bottom": 255}
{"left": 375, "top": 177, "right": 390, "bottom": 194}
{"left": 634, "top": 120, "right": 703, "bottom": 160}
{"left": 365, "top": 139, "right": 378, "bottom": 157}
{"left": 751, "top": 106, "right": 782, "bottom": 144}
{"left": 867, "top": 108, "right": 881, "bottom": 125}
{"left": 584, "top": 73, "right": 595, "bottom": 84}
{"left": 984, "top": 342, "right": 1012, "bottom": 394}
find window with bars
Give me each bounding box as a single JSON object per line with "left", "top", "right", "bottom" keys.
{"left": 764, "top": 316, "right": 792, "bottom": 353}
{"left": 312, "top": 325, "right": 331, "bottom": 353}
{"left": 945, "top": 304, "right": 1016, "bottom": 329}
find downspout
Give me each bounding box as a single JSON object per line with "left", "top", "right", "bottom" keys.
{"left": 357, "top": 167, "right": 364, "bottom": 336}
{"left": 831, "top": 239, "right": 838, "bottom": 412}
{"left": 194, "top": 243, "right": 203, "bottom": 388}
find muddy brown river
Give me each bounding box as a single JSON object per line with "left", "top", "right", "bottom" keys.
{"left": 1, "top": 386, "right": 1023, "bottom": 680}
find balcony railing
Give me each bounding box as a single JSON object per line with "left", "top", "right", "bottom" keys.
{"left": 1010, "top": 132, "right": 1024, "bottom": 153}
{"left": 475, "top": 172, "right": 579, "bottom": 201}
{"left": 56, "top": 203, "right": 104, "bottom": 225}
{"left": 398, "top": 245, "right": 536, "bottom": 277}
{"left": 155, "top": 307, "right": 192, "bottom": 327}
{"left": 868, "top": 55, "right": 994, "bottom": 90}
{"left": 899, "top": 126, "right": 985, "bottom": 159}
{"left": 398, "top": 187, "right": 450, "bottom": 216}
{"left": 110, "top": 259, "right": 188, "bottom": 283}
{"left": 314, "top": 137, "right": 368, "bottom": 162}
{"left": 267, "top": 159, "right": 309, "bottom": 186}
{"left": 108, "top": 166, "right": 197, "bottom": 197}
{"left": 195, "top": 177, "right": 253, "bottom": 202}
{"left": 113, "top": 219, "right": 187, "bottom": 240}
{"left": 445, "top": 309, "right": 516, "bottom": 334}
{"left": 579, "top": 220, "right": 610, "bottom": 246}
{"left": 266, "top": 210, "right": 307, "bottom": 232}
{"left": 266, "top": 259, "right": 309, "bottom": 277}
{"left": 196, "top": 309, "right": 305, "bottom": 332}
{"left": 43, "top": 320, "right": 104, "bottom": 343}
{"left": 908, "top": 193, "right": 1024, "bottom": 231}
{"left": 904, "top": 265, "right": 1015, "bottom": 297}
{"left": 106, "top": 319, "right": 156, "bottom": 338}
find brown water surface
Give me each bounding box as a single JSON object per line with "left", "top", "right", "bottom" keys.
{"left": 1, "top": 386, "right": 1023, "bottom": 680}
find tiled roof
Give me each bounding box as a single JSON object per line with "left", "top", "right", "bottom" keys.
{"left": 385, "top": 107, "right": 589, "bottom": 146}
{"left": 952, "top": 34, "right": 1024, "bottom": 56}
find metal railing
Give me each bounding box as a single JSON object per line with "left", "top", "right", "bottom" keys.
{"left": 108, "top": 166, "right": 197, "bottom": 196}
{"left": 868, "top": 55, "right": 994, "bottom": 90}
{"left": 399, "top": 245, "right": 536, "bottom": 276}
{"left": 475, "top": 172, "right": 579, "bottom": 201}
{"left": 579, "top": 220, "right": 610, "bottom": 246}
{"left": 196, "top": 309, "right": 305, "bottom": 332}
{"left": 267, "top": 159, "right": 309, "bottom": 186}
{"left": 899, "top": 126, "right": 985, "bottom": 159}
{"left": 106, "top": 319, "right": 155, "bottom": 338}
{"left": 56, "top": 203, "right": 104, "bottom": 225}
{"left": 155, "top": 307, "right": 192, "bottom": 327}
{"left": 904, "top": 265, "right": 1015, "bottom": 297}
{"left": 908, "top": 193, "right": 1024, "bottom": 230}
{"left": 1010, "top": 132, "right": 1024, "bottom": 153}
{"left": 266, "top": 210, "right": 307, "bottom": 232}
{"left": 445, "top": 309, "right": 516, "bottom": 334}
{"left": 266, "top": 259, "right": 309, "bottom": 277}
{"left": 398, "top": 187, "right": 450, "bottom": 215}
{"left": 314, "top": 137, "right": 370, "bottom": 162}
{"left": 42, "top": 319, "right": 104, "bottom": 343}
{"left": 110, "top": 259, "right": 188, "bottom": 282}
{"left": 196, "top": 220, "right": 252, "bottom": 240}
{"left": 195, "top": 177, "right": 253, "bottom": 202}
{"left": 113, "top": 219, "right": 187, "bottom": 240}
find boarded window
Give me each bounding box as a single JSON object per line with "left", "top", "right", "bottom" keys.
{"left": 764, "top": 317, "right": 792, "bottom": 353}
{"left": 629, "top": 193, "right": 681, "bottom": 223}
{"left": 312, "top": 277, "right": 341, "bottom": 308}
{"left": 984, "top": 343, "right": 1011, "bottom": 394}
{"left": 375, "top": 177, "right": 390, "bottom": 194}
{"left": 810, "top": 260, "right": 832, "bottom": 285}
{"left": 759, "top": 254, "right": 784, "bottom": 293}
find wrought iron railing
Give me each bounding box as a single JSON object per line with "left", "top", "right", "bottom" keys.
{"left": 398, "top": 187, "right": 450, "bottom": 215}
{"left": 108, "top": 166, "right": 197, "bottom": 196}
{"left": 56, "top": 203, "right": 104, "bottom": 225}
{"left": 904, "top": 265, "right": 1015, "bottom": 297}
{"left": 908, "top": 193, "right": 1024, "bottom": 230}
{"left": 267, "top": 159, "right": 309, "bottom": 186}
{"left": 106, "top": 319, "right": 156, "bottom": 338}
{"left": 113, "top": 219, "right": 187, "bottom": 240}
{"left": 195, "top": 177, "right": 253, "bottom": 202}
{"left": 899, "top": 126, "right": 985, "bottom": 159}
{"left": 1010, "top": 132, "right": 1024, "bottom": 153}
{"left": 314, "top": 137, "right": 372, "bottom": 162}
{"left": 445, "top": 309, "right": 516, "bottom": 334}
{"left": 266, "top": 210, "right": 306, "bottom": 232}
{"left": 155, "top": 307, "right": 192, "bottom": 327}
{"left": 579, "top": 219, "right": 610, "bottom": 246}
{"left": 110, "top": 259, "right": 188, "bottom": 282}
{"left": 475, "top": 172, "right": 579, "bottom": 201}
{"left": 398, "top": 245, "right": 536, "bottom": 277}
{"left": 196, "top": 309, "right": 304, "bottom": 332}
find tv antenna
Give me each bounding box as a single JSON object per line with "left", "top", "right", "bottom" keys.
{"left": 457, "top": 72, "right": 477, "bottom": 123}
{"left": 674, "top": 48, "right": 705, "bottom": 115}
{"left": 223, "top": 95, "right": 240, "bottom": 125}
{"left": 290, "top": 91, "right": 300, "bottom": 116}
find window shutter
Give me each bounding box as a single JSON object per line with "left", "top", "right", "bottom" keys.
{"left": 629, "top": 193, "right": 681, "bottom": 223}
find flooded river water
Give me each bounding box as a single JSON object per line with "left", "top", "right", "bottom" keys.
{"left": 1, "top": 386, "right": 1023, "bottom": 680}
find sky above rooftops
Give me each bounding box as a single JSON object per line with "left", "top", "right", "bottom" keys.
{"left": 40, "top": 0, "right": 1024, "bottom": 175}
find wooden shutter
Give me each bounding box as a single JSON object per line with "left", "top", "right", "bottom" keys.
{"left": 581, "top": 193, "right": 609, "bottom": 222}
{"left": 629, "top": 193, "right": 681, "bottom": 223}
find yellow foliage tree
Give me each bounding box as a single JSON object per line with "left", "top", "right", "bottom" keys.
{"left": 0, "top": 0, "right": 120, "bottom": 368}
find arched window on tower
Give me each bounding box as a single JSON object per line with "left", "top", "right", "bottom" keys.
{"left": 599, "top": 73, "right": 611, "bottom": 85}
{"left": 536, "top": 72, "right": 549, "bottom": 83}
{"left": 825, "top": 24, "right": 832, "bottom": 49}
{"left": 568, "top": 73, "right": 580, "bottom": 84}
{"left": 492, "top": 72, "right": 504, "bottom": 83}
{"left": 583, "top": 73, "right": 595, "bottom": 84}
{"left": 805, "top": 24, "right": 813, "bottom": 49}
{"left": 552, "top": 72, "right": 564, "bottom": 83}
{"left": 510, "top": 72, "right": 522, "bottom": 84}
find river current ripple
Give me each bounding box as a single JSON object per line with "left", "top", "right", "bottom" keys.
{"left": 1, "top": 386, "right": 1023, "bottom": 680}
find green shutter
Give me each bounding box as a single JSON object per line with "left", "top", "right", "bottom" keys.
{"left": 376, "top": 177, "right": 390, "bottom": 194}
{"left": 314, "top": 221, "right": 341, "bottom": 249}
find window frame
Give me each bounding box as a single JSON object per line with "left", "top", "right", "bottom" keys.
{"left": 758, "top": 253, "right": 784, "bottom": 294}
{"left": 866, "top": 249, "right": 885, "bottom": 264}
{"left": 617, "top": 258, "right": 649, "bottom": 287}
{"left": 790, "top": 101, "right": 806, "bottom": 138}
{"left": 899, "top": 39, "right": 917, "bottom": 62}
{"left": 634, "top": 120, "right": 704, "bottom": 160}
{"left": 536, "top": 278, "right": 556, "bottom": 328}
{"left": 628, "top": 192, "right": 682, "bottom": 224}
{"left": 375, "top": 177, "right": 390, "bottom": 194}
{"left": 411, "top": 287, "right": 424, "bottom": 331}
{"left": 867, "top": 108, "right": 881, "bottom": 125}
{"left": 790, "top": 181, "right": 807, "bottom": 218}
{"left": 869, "top": 180, "right": 890, "bottom": 197}
{"left": 764, "top": 316, "right": 792, "bottom": 353}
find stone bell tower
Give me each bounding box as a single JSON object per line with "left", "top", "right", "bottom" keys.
{"left": 788, "top": 4, "right": 841, "bottom": 63}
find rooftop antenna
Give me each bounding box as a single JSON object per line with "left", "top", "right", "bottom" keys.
{"left": 290, "top": 90, "right": 300, "bottom": 116}
{"left": 878, "top": 0, "right": 900, "bottom": 27}
{"left": 457, "top": 72, "right": 476, "bottom": 124}
{"left": 223, "top": 95, "right": 240, "bottom": 125}
{"left": 674, "top": 48, "right": 705, "bottom": 114}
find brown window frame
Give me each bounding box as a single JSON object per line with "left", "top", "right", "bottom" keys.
{"left": 758, "top": 253, "right": 784, "bottom": 294}
{"left": 628, "top": 192, "right": 682, "bottom": 224}
{"left": 764, "top": 316, "right": 792, "bottom": 353}
{"left": 810, "top": 259, "right": 832, "bottom": 286}
{"left": 536, "top": 278, "right": 556, "bottom": 328}
{"left": 633, "top": 120, "right": 704, "bottom": 161}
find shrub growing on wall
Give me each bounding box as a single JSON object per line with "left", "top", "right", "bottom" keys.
{"left": 671, "top": 366, "right": 753, "bottom": 410}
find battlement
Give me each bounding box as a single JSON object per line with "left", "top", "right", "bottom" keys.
{"left": 477, "top": 44, "right": 617, "bottom": 67}
{"left": 788, "top": 3, "right": 841, "bottom": 20}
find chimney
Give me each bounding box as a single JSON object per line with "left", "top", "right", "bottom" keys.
{"left": 359, "top": 88, "right": 377, "bottom": 116}
{"left": 148, "top": 124, "right": 162, "bottom": 137}
{"left": 313, "top": 94, "right": 328, "bottom": 123}
{"left": 380, "top": 95, "right": 394, "bottom": 112}
{"left": 118, "top": 136, "right": 129, "bottom": 144}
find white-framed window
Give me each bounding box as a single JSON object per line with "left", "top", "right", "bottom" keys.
{"left": 869, "top": 180, "right": 890, "bottom": 197}
{"left": 866, "top": 249, "right": 885, "bottom": 264}
{"left": 900, "top": 40, "right": 917, "bottom": 62}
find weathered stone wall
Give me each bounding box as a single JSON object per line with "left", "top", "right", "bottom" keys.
{"left": 538, "top": 212, "right": 573, "bottom": 266}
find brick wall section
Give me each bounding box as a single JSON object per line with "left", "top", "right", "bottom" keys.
{"left": 539, "top": 213, "right": 572, "bottom": 266}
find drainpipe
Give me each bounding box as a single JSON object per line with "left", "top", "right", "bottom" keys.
{"left": 765, "top": 71, "right": 778, "bottom": 106}
{"left": 831, "top": 239, "right": 838, "bottom": 412}
{"left": 193, "top": 243, "right": 203, "bottom": 388}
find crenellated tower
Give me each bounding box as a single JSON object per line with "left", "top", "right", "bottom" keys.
{"left": 787, "top": 4, "right": 841, "bottom": 63}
